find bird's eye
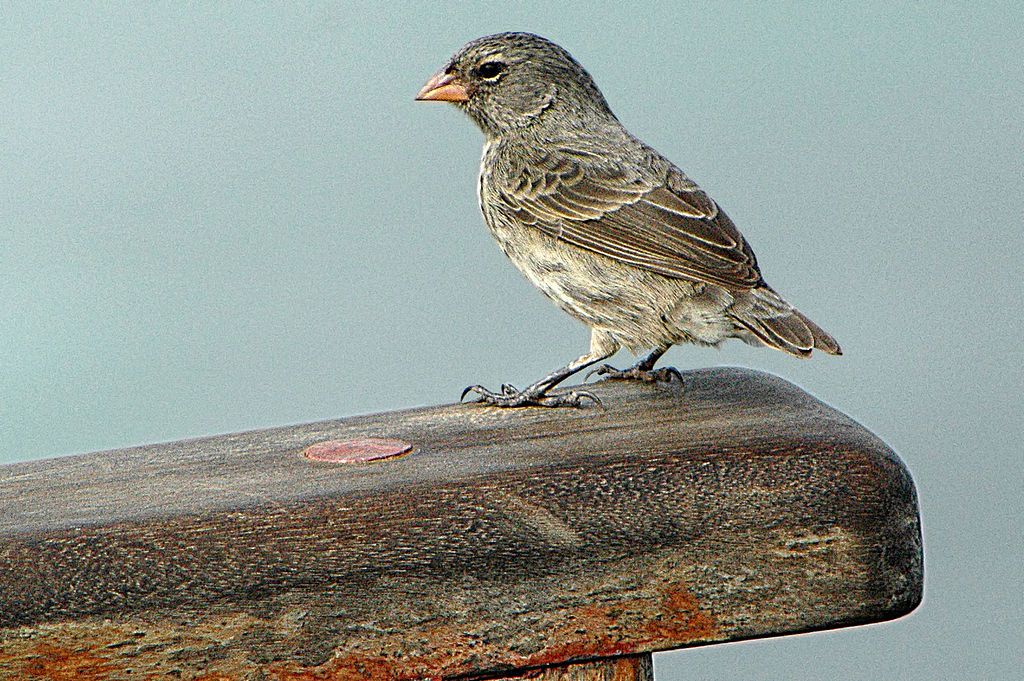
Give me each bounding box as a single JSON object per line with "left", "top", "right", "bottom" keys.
{"left": 476, "top": 61, "right": 506, "bottom": 80}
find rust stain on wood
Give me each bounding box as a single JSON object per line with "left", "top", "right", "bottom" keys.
{"left": 261, "top": 583, "right": 715, "bottom": 680}
{"left": 513, "top": 584, "right": 718, "bottom": 671}
{"left": 491, "top": 654, "right": 653, "bottom": 680}
{"left": 4, "top": 643, "right": 116, "bottom": 680}
{"left": 0, "top": 554, "right": 723, "bottom": 681}
{"left": 642, "top": 588, "right": 717, "bottom": 642}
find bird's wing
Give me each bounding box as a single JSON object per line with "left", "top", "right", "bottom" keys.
{"left": 492, "top": 150, "right": 763, "bottom": 290}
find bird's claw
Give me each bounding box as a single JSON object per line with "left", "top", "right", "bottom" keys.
{"left": 585, "top": 364, "right": 684, "bottom": 384}
{"left": 535, "top": 388, "right": 602, "bottom": 408}
{"left": 460, "top": 384, "right": 601, "bottom": 408}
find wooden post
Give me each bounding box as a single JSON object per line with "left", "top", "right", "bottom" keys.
{"left": 0, "top": 368, "right": 922, "bottom": 680}
{"left": 494, "top": 654, "right": 654, "bottom": 680}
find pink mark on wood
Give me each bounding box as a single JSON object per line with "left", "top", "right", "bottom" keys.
{"left": 303, "top": 438, "right": 413, "bottom": 464}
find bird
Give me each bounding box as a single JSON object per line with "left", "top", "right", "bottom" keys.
{"left": 415, "top": 32, "right": 841, "bottom": 408}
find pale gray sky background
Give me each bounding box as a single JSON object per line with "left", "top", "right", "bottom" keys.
{"left": 1, "top": 2, "right": 1021, "bottom": 679}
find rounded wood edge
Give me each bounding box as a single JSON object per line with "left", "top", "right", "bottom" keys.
{"left": 488, "top": 653, "right": 654, "bottom": 680}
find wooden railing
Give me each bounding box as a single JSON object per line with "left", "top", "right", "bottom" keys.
{"left": 0, "top": 368, "right": 923, "bottom": 680}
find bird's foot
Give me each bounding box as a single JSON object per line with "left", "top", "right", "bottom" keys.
{"left": 585, "top": 364, "right": 684, "bottom": 384}
{"left": 460, "top": 383, "right": 601, "bottom": 408}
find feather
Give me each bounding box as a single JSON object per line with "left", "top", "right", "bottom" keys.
{"left": 494, "top": 157, "right": 764, "bottom": 291}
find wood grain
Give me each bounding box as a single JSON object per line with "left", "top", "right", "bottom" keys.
{"left": 493, "top": 655, "right": 653, "bottom": 680}
{"left": 0, "top": 368, "right": 923, "bottom": 680}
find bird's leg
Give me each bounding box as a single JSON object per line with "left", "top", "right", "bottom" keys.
{"left": 462, "top": 330, "right": 619, "bottom": 408}
{"left": 586, "top": 345, "right": 683, "bottom": 383}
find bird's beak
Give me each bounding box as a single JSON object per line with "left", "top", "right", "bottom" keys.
{"left": 415, "top": 70, "right": 469, "bottom": 102}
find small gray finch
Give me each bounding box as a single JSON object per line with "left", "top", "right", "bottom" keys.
{"left": 416, "top": 32, "right": 841, "bottom": 408}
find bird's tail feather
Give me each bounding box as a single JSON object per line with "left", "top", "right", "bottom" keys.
{"left": 732, "top": 287, "right": 842, "bottom": 358}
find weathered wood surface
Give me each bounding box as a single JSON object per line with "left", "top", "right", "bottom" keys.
{"left": 0, "top": 368, "right": 922, "bottom": 680}
{"left": 494, "top": 654, "right": 653, "bottom": 680}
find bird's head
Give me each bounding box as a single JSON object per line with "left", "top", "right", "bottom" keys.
{"left": 416, "top": 32, "right": 615, "bottom": 138}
